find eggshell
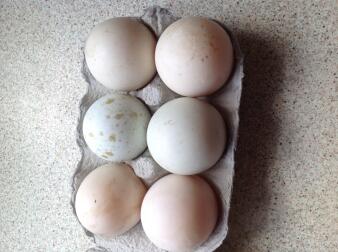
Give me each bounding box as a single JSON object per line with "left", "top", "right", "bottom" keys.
{"left": 155, "top": 17, "right": 233, "bottom": 97}
{"left": 83, "top": 94, "right": 150, "bottom": 161}
{"left": 85, "top": 17, "right": 156, "bottom": 91}
{"left": 75, "top": 163, "right": 147, "bottom": 236}
{"left": 141, "top": 174, "right": 218, "bottom": 251}
{"left": 147, "top": 97, "right": 226, "bottom": 175}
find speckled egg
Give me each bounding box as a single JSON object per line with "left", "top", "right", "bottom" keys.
{"left": 75, "top": 163, "right": 147, "bottom": 236}
{"left": 155, "top": 17, "right": 234, "bottom": 97}
{"left": 147, "top": 97, "right": 226, "bottom": 175}
{"left": 85, "top": 17, "right": 156, "bottom": 91}
{"left": 141, "top": 174, "right": 218, "bottom": 251}
{"left": 83, "top": 94, "right": 150, "bottom": 161}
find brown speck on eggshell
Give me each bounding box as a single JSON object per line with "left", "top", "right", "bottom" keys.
{"left": 115, "top": 113, "right": 124, "bottom": 119}
{"left": 129, "top": 112, "right": 138, "bottom": 118}
{"left": 109, "top": 134, "right": 116, "bottom": 142}
{"left": 105, "top": 98, "right": 115, "bottom": 104}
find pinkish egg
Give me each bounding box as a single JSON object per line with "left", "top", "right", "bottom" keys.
{"left": 141, "top": 174, "right": 218, "bottom": 251}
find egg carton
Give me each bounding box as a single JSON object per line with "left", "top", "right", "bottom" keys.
{"left": 71, "top": 6, "right": 244, "bottom": 252}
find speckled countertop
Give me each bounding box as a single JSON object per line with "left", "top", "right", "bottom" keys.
{"left": 0, "top": 1, "right": 337, "bottom": 251}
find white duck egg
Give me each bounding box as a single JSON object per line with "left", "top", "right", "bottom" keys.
{"left": 147, "top": 97, "right": 226, "bottom": 175}
{"left": 83, "top": 94, "right": 150, "bottom": 161}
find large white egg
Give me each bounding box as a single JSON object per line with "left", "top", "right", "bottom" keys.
{"left": 83, "top": 94, "right": 150, "bottom": 161}
{"left": 85, "top": 17, "right": 156, "bottom": 91}
{"left": 147, "top": 97, "right": 226, "bottom": 175}
{"left": 155, "top": 17, "right": 233, "bottom": 97}
{"left": 75, "top": 163, "right": 146, "bottom": 236}
{"left": 141, "top": 174, "right": 218, "bottom": 251}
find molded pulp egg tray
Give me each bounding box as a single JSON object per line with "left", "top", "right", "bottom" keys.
{"left": 71, "top": 6, "right": 243, "bottom": 252}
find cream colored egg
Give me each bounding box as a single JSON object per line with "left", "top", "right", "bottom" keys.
{"left": 83, "top": 94, "right": 150, "bottom": 161}
{"left": 141, "top": 174, "right": 218, "bottom": 251}
{"left": 155, "top": 17, "right": 233, "bottom": 97}
{"left": 85, "top": 17, "right": 156, "bottom": 90}
{"left": 147, "top": 97, "right": 226, "bottom": 175}
{"left": 75, "top": 163, "right": 147, "bottom": 236}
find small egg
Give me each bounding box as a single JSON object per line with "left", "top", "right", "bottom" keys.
{"left": 141, "top": 174, "right": 218, "bottom": 251}
{"left": 155, "top": 17, "right": 233, "bottom": 97}
{"left": 83, "top": 94, "right": 150, "bottom": 161}
{"left": 85, "top": 17, "right": 156, "bottom": 91}
{"left": 147, "top": 97, "right": 226, "bottom": 175}
{"left": 75, "top": 163, "right": 147, "bottom": 236}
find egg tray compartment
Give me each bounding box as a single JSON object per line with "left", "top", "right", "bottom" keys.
{"left": 71, "top": 6, "right": 243, "bottom": 252}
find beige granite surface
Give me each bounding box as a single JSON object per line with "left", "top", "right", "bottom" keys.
{"left": 0, "top": 1, "right": 337, "bottom": 252}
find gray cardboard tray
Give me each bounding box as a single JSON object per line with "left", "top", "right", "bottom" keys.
{"left": 71, "top": 6, "right": 244, "bottom": 252}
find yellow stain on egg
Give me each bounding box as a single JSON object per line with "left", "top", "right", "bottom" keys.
{"left": 105, "top": 98, "right": 115, "bottom": 104}
{"left": 109, "top": 134, "right": 116, "bottom": 142}
{"left": 129, "top": 112, "right": 138, "bottom": 118}
{"left": 115, "top": 113, "right": 124, "bottom": 119}
{"left": 105, "top": 151, "right": 114, "bottom": 156}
